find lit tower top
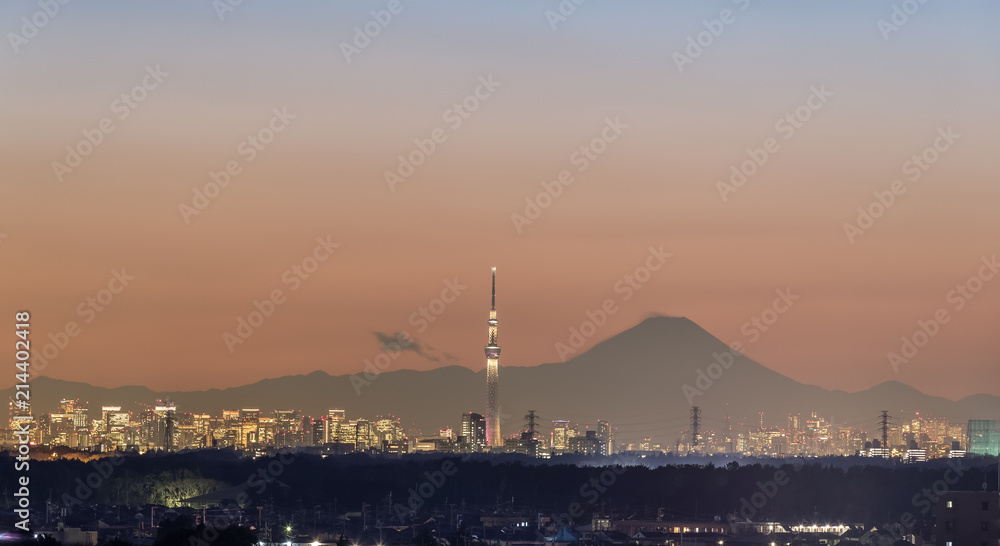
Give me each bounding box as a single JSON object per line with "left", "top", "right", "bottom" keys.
{"left": 485, "top": 266, "right": 501, "bottom": 448}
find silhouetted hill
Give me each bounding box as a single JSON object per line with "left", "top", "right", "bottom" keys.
{"left": 8, "top": 316, "right": 999, "bottom": 442}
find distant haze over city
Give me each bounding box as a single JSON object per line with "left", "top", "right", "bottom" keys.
{"left": 9, "top": 316, "right": 1000, "bottom": 445}
{"left": 4, "top": 2, "right": 1000, "bottom": 400}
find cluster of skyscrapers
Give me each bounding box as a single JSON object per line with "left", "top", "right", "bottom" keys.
{"left": 4, "top": 268, "right": 998, "bottom": 461}
{"left": 4, "top": 396, "right": 997, "bottom": 462}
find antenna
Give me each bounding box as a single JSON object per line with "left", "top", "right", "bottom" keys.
{"left": 491, "top": 266, "right": 496, "bottom": 310}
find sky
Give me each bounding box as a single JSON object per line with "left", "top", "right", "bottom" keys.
{"left": 1, "top": 0, "right": 998, "bottom": 400}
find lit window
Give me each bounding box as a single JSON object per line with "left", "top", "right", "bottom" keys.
{"left": 946, "top": 500, "right": 954, "bottom": 509}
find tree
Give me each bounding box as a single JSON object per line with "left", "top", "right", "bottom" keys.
{"left": 414, "top": 526, "right": 436, "bottom": 546}
{"left": 154, "top": 515, "right": 196, "bottom": 546}
{"left": 212, "top": 525, "right": 257, "bottom": 546}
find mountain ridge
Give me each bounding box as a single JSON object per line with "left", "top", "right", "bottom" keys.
{"left": 8, "top": 316, "right": 998, "bottom": 440}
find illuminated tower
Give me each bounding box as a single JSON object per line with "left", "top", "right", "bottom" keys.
{"left": 485, "top": 267, "right": 501, "bottom": 447}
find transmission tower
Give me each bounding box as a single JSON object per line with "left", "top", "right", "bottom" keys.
{"left": 880, "top": 410, "right": 891, "bottom": 458}
{"left": 523, "top": 410, "right": 540, "bottom": 457}
{"left": 690, "top": 406, "right": 701, "bottom": 449}
{"left": 165, "top": 410, "right": 175, "bottom": 451}
{"left": 524, "top": 410, "right": 538, "bottom": 438}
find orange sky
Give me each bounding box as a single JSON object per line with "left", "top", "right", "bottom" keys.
{"left": 2, "top": 1, "right": 999, "bottom": 399}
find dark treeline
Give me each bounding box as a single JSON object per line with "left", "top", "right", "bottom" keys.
{"left": 4, "top": 451, "right": 997, "bottom": 526}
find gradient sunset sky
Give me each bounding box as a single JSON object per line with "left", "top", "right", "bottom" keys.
{"left": 2, "top": 0, "right": 998, "bottom": 399}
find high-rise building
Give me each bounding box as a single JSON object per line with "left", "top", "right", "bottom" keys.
{"left": 274, "top": 409, "right": 302, "bottom": 447}
{"left": 569, "top": 430, "right": 601, "bottom": 455}
{"left": 934, "top": 492, "right": 1000, "bottom": 545}
{"left": 328, "top": 409, "right": 347, "bottom": 444}
{"left": 375, "top": 417, "right": 404, "bottom": 444}
{"left": 352, "top": 419, "right": 370, "bottom": 451}
{"left": 223, "top": 410, "right": 240, "bottom": 447}
{"left": 968, "top": 419, "right": 1000, "bottom": 455}
{"left": 311, "top": 417, "right": 325, "bottom": 446}
{"left": 552, "top": 420, "right": 570, "bottom": 451}
{"left": 461, "top": 412, "right": 486, "bottom": 451}
{"left": 193, "top": 413, "right": 212, "bottom": 447}
{"left": 485, "top": 267, "right": 502, "bottom": 447}
{"left": 154, "top": 401, "right": 178, "bottom": 449}
{"left": 72, "top": 407, "right": 88, "bottom": 429}
{"left": 102, "top": 406, "right": 130, "bottom": 449}
{"left": 240, "top": 408, "right": 260, "bottom": 446}
{"left": 597, "top": 420, "right": 612, "bottom": 456}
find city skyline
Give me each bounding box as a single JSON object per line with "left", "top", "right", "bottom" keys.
{"left": 12, "top": 391, "right": 994, "bottom": 462}
{"left": 5, "top": 2, "right": 1000, "bottom": 544}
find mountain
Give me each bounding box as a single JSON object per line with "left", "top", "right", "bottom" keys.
{"left": 7, "top": 316, "right": 999, "bottom": 441}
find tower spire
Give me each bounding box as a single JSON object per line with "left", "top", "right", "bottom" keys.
{"left": 485, "top": 267, "right": 501, "bottom": 448}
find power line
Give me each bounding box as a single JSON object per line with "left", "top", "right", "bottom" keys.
{"left": 690, "top": 406, "right": 701, "bottom": 450}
